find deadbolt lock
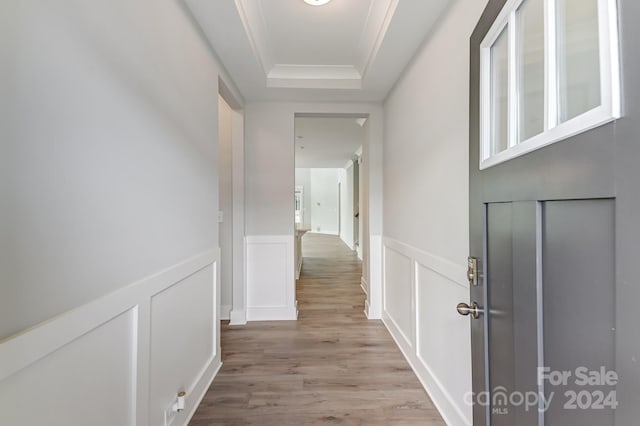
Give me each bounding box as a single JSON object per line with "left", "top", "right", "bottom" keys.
{"left": 467, "top": 257, "right": 479, "bottom": 285}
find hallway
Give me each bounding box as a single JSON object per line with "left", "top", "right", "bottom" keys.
{"left": 190, "top": 233, "right": 445, "bottom": 425}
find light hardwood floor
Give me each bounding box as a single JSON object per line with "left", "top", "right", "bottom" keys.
{"left": 190, "top": 233, "right": 445, "bottom": 425}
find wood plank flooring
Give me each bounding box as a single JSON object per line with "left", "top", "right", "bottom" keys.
{"left": 190, "top": 233, "right": 445, "bottom": 425}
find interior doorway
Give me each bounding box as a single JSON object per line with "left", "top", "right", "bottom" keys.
{"left": 293, "top": 114, "right": 367, "bottom": 305}
{"left": 218, "top": 94, "right": 234, "bottom": 320}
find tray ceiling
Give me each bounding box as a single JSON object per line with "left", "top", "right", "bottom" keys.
{"left": 185, "top": 0, "right": 450, "bottom": 102}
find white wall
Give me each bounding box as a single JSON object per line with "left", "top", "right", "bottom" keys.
{"left": 294, "top": 168, "right": 312, "bottom": 228}
{"left": 296, "top": 166, "right": 354, "bottom": 243}
{"left": 1, "top": 0, "right": 222, "bottom": 339}
{"left": 218, "top": 96, "right": 234, "bottom": 319}
{"left": 382, "top": 0, "right": 489, "bottom": 425}
{"left": 245, "top": 104, "right": 295, "bottom": 236}
{"left": 309, "top": 168, "right": 339, "bottom": 235}
{"left": 338, "top": 164, "right": 355, "bottom": 249}
{"left": 244, "top": 102, "right": 384, "bottom": 320}
{"left": 295, "top": 167, "right": 341, "bottom": 234}
{"left": 0, "top": 0, "right": 241, "bottom": 423}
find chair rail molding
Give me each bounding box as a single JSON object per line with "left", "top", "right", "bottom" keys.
{"left": 0, "top": 249, "right": 221, "bottom": 426}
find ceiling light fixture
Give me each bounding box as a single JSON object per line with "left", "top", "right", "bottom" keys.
{"left": 303, "top": 0, "right": 332, "bottom": 6}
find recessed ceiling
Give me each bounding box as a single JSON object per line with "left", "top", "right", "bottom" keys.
{"left": 185, "top": 0, "right": 450, "bottom": 102}
{"left": 303, "top": 0, "right": 333, "bottom": 6}
{"left": 239, "top": 0, "right": 396, "bottom": 90}
{"left": 295, "top": 117, "right": 365, "bottom": 168}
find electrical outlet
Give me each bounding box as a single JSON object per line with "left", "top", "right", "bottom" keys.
{"left": 164, "top": 391, "right": 187, "bottom": 426}
{"left": 217, "top": 211, "right": 224, "bottom": 223}
{"left": 164, "top": 401, "right": 176, "bottom": 426}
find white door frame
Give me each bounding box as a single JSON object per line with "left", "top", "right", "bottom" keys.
{"left": 219, "top": 78, "right": 247, "bottom": 326}
{"left": 293, "top": 110, "right": 383, "bottom": 320}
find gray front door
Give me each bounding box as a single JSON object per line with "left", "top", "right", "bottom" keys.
{"left": 466, "top": 0, "right": 640, "bottom": 425}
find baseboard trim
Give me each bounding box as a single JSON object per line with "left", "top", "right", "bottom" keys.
{"left": 246, "top": 306, "right": 298, "bottom": 321}
{"left": 229, "top": 309, "right": 247, "bottom": 325}
{"left": 361, "top": 276, "right": 370, "bottom": 318}
{"left": 340, "top": 234, "right": 355, "bottom": 251}
{"left": 220, "top": 305, "right": 232, "bottom": 321}
{"left": 382, "top": 310, "right": 413, "bottom": 352}
{"left": 360, "top": 276, "right": 369, "bottom": 296}
{"left": 296, "top": 259, "right": 302, "bottom": 280}
{"left": 181, "top": 359, "right": 222, "bottom": 426}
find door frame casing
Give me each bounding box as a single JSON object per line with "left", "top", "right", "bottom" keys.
{"left": 293, "top": 108, "right": 384, "bottom": 320}
{"left": 219, "top": 78, "right": 247, "bottom": 326}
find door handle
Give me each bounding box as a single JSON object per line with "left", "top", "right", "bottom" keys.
{"left": 456, "top": 302, "right": 483, "bottom": 319}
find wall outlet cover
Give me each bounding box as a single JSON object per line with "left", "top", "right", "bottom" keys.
{"left": 164, "top": 402, "right": 176, "bottom": 426}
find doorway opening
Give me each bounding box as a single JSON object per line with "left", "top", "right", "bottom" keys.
{"left": 293, "top": 114, "right": 367, "bottom": 309}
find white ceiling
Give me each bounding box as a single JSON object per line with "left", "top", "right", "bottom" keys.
{"left": 185, "top": 0, "right": 450, "bottom": 102}
{"left": 294, "top": 117, "right": 365, "bottom": 168}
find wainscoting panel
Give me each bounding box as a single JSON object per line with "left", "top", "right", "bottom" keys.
{"left": 149, "top": 263, "right": 217, "bottom": 426}
{"left": 382, "top": 245, "right": 413, "bottom": 349}
{"left": 382, "top": 237, "right": 472, "bottom": 426}
{"left": 367, "top": 234, "right": 383, "bottom": 319}
{"left": 246, "top": 235, "right": 297, "bottom": 321}
{"left": 0, "top": 309, "right": 137, "bottom": 426}
{"left": 0, "top": 249, "right": 220, "bottom": 426}
{"left": 416, "top": 264, "right": 472, "bottom": 425}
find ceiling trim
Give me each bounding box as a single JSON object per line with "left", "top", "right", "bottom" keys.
{"left": 267, "top": 65, "right": 361, "bottom": 89}
{"left": 294, "top": 112, "right": 369, "bottom": 119}
{"left": 233, "top": 0, "right": 271, "bottom": 76}
{"left": 233, "top": 0, "right": 399, "bottom": 90}
{"left": 185, "top": 0, "right": 451, "bottom": 102}
{"left": 358, "top": 0, "right": 399, "bottom": 80}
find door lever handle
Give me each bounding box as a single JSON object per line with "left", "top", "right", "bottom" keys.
{"left": 456, "top": 302, "right": 483, "bottom": 319}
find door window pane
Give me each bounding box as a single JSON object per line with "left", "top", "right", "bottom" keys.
{"left": 557, "top": 0, "right": 601, "bottom": 123}
{"left": 491, "top": 27, "right": 509, "bottom": 155}
{"left": 517, "top": 0, "right": 545, "bottom": 142}
{"left": 480, "top": 0, "right": 618, "bottom": 168}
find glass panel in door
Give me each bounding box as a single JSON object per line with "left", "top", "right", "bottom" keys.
{"left": 557, "top": 0, "right": 601, "bottom": 122}
{"left": 517, "top": 0, "right": 545, "bottom": 142}
{"left": 491, "top": 27, "right": 510, "bottom": 154}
